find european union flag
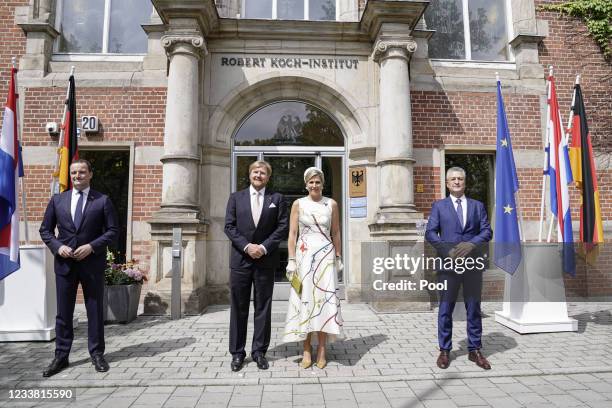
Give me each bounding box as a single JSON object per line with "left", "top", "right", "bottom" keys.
{"left": 494, "top": 80, "right": 522, "bottom": 274}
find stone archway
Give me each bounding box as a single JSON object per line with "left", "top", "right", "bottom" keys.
{"left": 209, "top": 72, "right": 368, "bottom": 150}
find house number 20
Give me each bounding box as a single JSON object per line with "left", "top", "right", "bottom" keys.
{"left": 81, "top": 116, "right": 99, "bottom": 133}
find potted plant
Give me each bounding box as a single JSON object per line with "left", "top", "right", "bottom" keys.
{"left": 103, "top": 251, "right": 147, "bottom": 324}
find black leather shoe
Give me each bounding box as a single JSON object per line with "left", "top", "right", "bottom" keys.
{"left": 42, "top": 357, "right": 69, "bottom": 377}
{"left": 253, "top": 355, "right": 269, "bottom": 370}
{"left": 231, "top": 355, "right": 244, "bottom": 372}
{"left": 91, "top": 355, "right": 109, "bottom": 372}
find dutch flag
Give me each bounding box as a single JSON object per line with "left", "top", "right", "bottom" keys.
{"left": 545, "top": 72, "right": 576, "bottom": 276}
{"left": 0, "top": 66, "right": 21, "bottom": 280}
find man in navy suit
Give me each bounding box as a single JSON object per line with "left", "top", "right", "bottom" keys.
{"left": 39, "top": 159, "right": 118, "bottom": 377}
{"left": 224, "top": 160, "right": 288, "bottom": 371}
{"left": 426, "top": 166, "right": 492, "bottom": 370}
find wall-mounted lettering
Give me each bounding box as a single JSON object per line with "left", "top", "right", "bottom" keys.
{"left": 220, "top": 56, "right": 359, "bottom": 70}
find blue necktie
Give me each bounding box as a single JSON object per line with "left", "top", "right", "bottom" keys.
{"left": 74, "top": 191, "right": 84, "bottom": 229}
{"left": 456, "top": 198, "right": 464, "bottom": 229}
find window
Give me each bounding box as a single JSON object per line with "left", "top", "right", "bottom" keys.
{"left": 424, "top": 0, "right": 511, "bottom": 61}
{"left": 445, "top": 153, "right": 494, "bottom": 219}
{"left": 56, "top": 0, "right": 152, "bottom": 54}
{"left": 234, "top": 101, "right": 344, "bottom": 147}
{"left": 79, "top": 149, "right": 131, "bottom": 262}
{"left": 242, "top": 0, "right": 336, "bottom": 20}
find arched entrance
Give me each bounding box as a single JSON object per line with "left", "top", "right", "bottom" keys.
{"left": 232, "top": 100, "right": 346, "bottom": 299}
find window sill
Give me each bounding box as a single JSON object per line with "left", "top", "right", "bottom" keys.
{"left": 52, "top": 54, "right": 146, "bottom": 62}
{"left": 240, "top": 17, "right": 337, "bottom": 22}
{"left": 430, "top": 59, "right": 516, "bottom": 70}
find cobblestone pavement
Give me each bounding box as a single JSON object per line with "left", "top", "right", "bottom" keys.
{"left": 1, "top": 302, "right": 611, "bottom": 407}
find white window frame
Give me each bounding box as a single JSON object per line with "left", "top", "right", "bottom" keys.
{"left": 430, "top": 0, "right": 515, "bottom": 62}
{"left": 53, "top": 0, "right": 149, "bottom": 59}
{"left": 241, "top": 0, "right": 338, "bottom": 20}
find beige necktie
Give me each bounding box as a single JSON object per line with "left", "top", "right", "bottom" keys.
{"left": 253, "top": 192, "right": 261, "bottom": 226}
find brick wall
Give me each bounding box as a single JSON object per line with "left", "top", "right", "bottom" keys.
{"left": 414, "top": 166, "right": 441, "bottom": 215}
{"left": 20, "top": 87, "right": 166, "bottom": 219}
{"left": 22, "top": 87, "right": 166, "bottom": 146}
{"left": 0, "top": 1, "right": 26, "bottom": 85}
{"left": 536, "top": 0, "right": 611, "bottom": 153}
{"left": 0, "top": 0, "right": 27, "bottom": 122}
{"left": 412, "top": 91, "right": 542, "bottom": 150}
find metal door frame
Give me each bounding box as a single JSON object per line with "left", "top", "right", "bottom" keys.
{"left": 231, "top": 147, "right": 347, "bottom": 300}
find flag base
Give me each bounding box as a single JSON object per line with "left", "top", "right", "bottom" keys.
{"left": 494, "top": 310, "right": 577, "bottom": 333}
{"left": 0, "top": 327, "right": 56, "bottom": 341}
{"left": 494, "top": 244, "right": 578, "bottom": 334}
{"left": 0, "top": 245, "right": 74, "bottom": 342}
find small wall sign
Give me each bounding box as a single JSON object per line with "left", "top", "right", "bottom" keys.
{"left": 349, "top": 166, "right": 366, "bottom": 198}
{"left": 81, "top": 116, "right": 99, "bottom": 133}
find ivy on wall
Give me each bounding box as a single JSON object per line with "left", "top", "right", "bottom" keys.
{"left": 539, "top": 0, "right": 612, "bottom": 59}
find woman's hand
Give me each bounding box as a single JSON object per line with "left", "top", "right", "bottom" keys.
{"left": 335, "top": 256, "right": 344, "bottom": 273}
{"left": 286, "top": 259, "right": 297, "bottom": 280}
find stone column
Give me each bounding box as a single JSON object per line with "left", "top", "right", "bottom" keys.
{"left": 369, "top": 33, "right": 422, "bottom": 237}
{"left": 159, "top": 32, "right": 205, "bottom": 215}
{"left": 146, "top": 23, "right": 208, "bottom": 315}
{"left": 368, "top": 33, "right": 431, "bottom": 312}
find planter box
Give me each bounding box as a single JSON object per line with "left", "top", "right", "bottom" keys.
{"left": 104, "top": 284, "right": 142, "bottom": 324}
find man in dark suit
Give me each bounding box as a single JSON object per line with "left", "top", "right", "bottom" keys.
{"left": 425, "top": 166, "right": 492, "bottom": 370}
{"left": 224, "top": 160, "right": 288, "bottom": 371}
{"left": 39, "top": 159, "right": 118, "bottom": 377}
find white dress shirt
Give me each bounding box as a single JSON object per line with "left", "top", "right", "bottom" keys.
{"left": 250, "top": 185, "right": 265, "bottom": 227}
{"left": 71, "top": 187, "right": 90, "bottom": 222}
{"left": 451, "top": 195, "right": 467, "bottom": 229}
{"left": 245, "top": 185, "right": 267, "bottom": 255}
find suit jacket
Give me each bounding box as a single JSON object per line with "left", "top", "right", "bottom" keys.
{"left": 39, "top": 189, "right": 118, "bottom": 276}
{"left": 224, "top": 188, "right": 288, "bottom": 270}
{"left": 425, "top": 196, "right": 492, "bottom": 272}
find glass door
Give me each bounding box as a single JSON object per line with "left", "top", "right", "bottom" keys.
{"left": 232, "top": 153, "right": 345, "bottom": 299}
{"left": 264, "top": 155, "right": 316, "bottom": 284}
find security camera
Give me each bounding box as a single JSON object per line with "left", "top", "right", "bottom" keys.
{"left": 45, "top": 122, "right": 58, "bottom": 134}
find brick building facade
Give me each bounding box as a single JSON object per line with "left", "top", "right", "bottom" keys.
{"left": 0, "top": 0, "right": 609, "bottom": 311}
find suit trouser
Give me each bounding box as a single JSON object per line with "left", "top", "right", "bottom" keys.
{"left": 229, "top": 266, "right": 274, "bottom": 358}
{"left": 55, "top": 264, "right": 105, "bottom": 359}
{"left": 437, "top": 270, "right": 483, "bottom": 352}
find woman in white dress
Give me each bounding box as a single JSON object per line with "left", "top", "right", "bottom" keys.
{"left": 283, "top": 167, "right": 344, "bottom": 369}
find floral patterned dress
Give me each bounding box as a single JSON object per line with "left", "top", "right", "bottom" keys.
{"left": 282, "top": 196, "right": 344, "bottom": 343}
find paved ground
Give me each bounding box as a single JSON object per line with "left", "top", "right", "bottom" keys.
{"left": 1, "top": 301, "right": 611, "bottom": 407}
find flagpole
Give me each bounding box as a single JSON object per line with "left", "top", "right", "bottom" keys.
{"left": 12, "top": 57, "right": 30, "bottom": 244}
{"left": 546, "top": 67, "right": 556, "bottom": 243}
{"left": 565, "top": 74, "right": 580, "bottom": 141}
{"left": 50, "top": 65, "right": 75, "bottom": 196}
{"left": 538, "top": 66, "right": 553, "bottom": 242}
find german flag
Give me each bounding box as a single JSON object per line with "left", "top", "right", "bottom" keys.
{"left": 54, "top": 75, "right": 78, "bottom": 192}
{"left": 569, "top": 83, "right": 603, "bottom": 262}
